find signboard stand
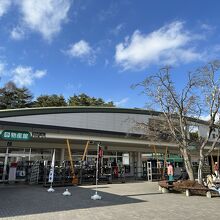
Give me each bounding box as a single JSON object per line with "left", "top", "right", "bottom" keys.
{"left": 47, "top": 184, "right": 55, "bottom": 192}
{"left": 47, "top": 149, "right": 55, "bottom": 192}
{"left": 91, "top": 142, "right": 102, "bottom": 200}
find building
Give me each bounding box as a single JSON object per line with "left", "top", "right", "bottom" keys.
{"left": 0, "top": 107, "right": 218, "bottom": 184}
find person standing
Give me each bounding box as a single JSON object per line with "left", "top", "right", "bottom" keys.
{"left": 167, "top": 162, "right": 174, "bottom": 181}
{"left": 214, "top": 162, "right": 219, "bottom": 178}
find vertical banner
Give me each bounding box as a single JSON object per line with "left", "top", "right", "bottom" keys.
{"left": 48, "top": 149, "right": 55, "bottom": 183}
{"left": 98, "top": 146, "right": 103, "bottom": 158}
{"left": 122, "top": 153, "right": 130, "bottom": 165}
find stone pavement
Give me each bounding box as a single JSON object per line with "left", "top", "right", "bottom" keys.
{"left": 0, "top": 181, "right": 220, "bottom": 220}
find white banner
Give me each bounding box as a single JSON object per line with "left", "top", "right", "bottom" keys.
{"left": 48, "top": 149, "right": 55, "bottom": 183}
{"left": 122, "top": 153, "right": 129, "bottom": 165}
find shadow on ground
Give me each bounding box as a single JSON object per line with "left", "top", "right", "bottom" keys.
{"left": 0, "top": 184, "right": 146, "bottom": 218}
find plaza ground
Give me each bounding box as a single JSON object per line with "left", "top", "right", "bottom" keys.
{"left": 0, "top": 181, "right": 220, "bottom": 220}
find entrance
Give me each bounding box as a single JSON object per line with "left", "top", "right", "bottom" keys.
{"left": 0, "top": 147, "right": 52, "bottom": 183}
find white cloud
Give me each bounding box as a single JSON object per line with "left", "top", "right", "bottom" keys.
{"left": 66, "top": 40, "right": 96, "bottom": 65}
{"left": 11, "top": 66, "right": 46, "bottom": 87}
{"left": 98, "top": 2, "right": 118, "bottom": 22}
{"left": 200, "top": 23, "right": 215, "bottom": 32}
{"left": 65, "top": 83, "right": 82, "bottom": 91}
{"left": 115, "top": 21, "right": 204, "bottom": 71}
{"left": 10, "top": 26, "right": 25, "bottom": 40}
{"left": 68, "top": 40, "right": 92, "bottom": 57}
{"left": 0, "top": 0, "right": 11, "bottom": 17}
{"left": 200, "top": 114, "right": 220, "bottom": 122}
{"left": 213, "top": 45, "right": 220, "bottom": 52}
{"left": 0, "top": 61, "right": 6, "bottom": 75}
{"left": 111, "top": 23, "right": 125, "bottom": 36}
{"left": 200, "top": 115, "right": 210, "bottom": 121}
{"left": 115, "top": 97, "right": 129, "bottom": 107}
{"left": 16, "top": 0, "right": 71, "bottom": 41}
{"left": 34, "top": 70, "right": 46, "bottom": 78}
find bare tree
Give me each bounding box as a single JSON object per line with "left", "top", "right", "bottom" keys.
{"left": 133, "top": 66, "right": 200, "bottom": 180}
{"left": 134, "top": 61, "right": 220, "bottom": 183}
{"left": 196, "top": 61, "right": 220, "bottom": 184}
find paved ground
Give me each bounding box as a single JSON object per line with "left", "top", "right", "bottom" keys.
{"left": 0, "top": 181, "right": 220, "bottom": 220}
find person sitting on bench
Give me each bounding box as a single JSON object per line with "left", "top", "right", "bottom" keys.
{"left": 177, "top": 168, "right": 189, "bottom": 181}
{"left": 206, "top": 174, "right": 220, "bottom": 195}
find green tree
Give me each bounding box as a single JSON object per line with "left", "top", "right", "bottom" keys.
{"left": 33, "top": 94, "right": 67, "bottom": 107}
{"left": 16, "top": 87, "right": 33, "bottom": 108}
{"left": 0, "top": 81, "right": 33, "bottom": 109}
{"left": 68, "top": 93, "right": 114, "bottom": 107}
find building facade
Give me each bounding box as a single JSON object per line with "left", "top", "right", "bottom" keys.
{"left": 0, "top": 107, "right": 218, "bottom": 185}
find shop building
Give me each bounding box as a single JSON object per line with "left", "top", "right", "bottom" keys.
{"left": 0, "top": 107, "right": 218, "bottom": 185}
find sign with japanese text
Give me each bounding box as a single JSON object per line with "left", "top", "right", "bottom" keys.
{"left": 1, "top": 130, "right": 31, "bottom": 141}
{"left": 32, "top": 132, "right": 46, "bottom": 138}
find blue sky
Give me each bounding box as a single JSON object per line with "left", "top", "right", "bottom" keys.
{"left": 0, "top": 0, "right": 220, "bottom": 108}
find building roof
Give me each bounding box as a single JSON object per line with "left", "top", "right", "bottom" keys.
{"left": 0, "top": 106, "right": 209, "bottom": 125}
{"left": 0, "top": 106, "right": 161, "bottom": 118}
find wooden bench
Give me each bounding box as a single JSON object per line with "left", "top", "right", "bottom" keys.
{"left": 158, "top": 180, "right": 176, "bottom": 193}
{"left": 158, "top": 181, "right": 220, "bottom": 198}
{"left": 181, "top": 187, "right": 219, "bottom": 198}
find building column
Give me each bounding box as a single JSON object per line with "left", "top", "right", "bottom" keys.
{"left": 129, "top": 152, "right": 134, "bottom": 176}
{"left": 2, "top": 148, "right": 9, "bottom": 181}
{"left": 28, "top": 148, "right": 32, "bottom": 161}
{"left": 137, "top": 152, "right": 142, "bottom": 178}
{"left": 60, "top": 148, "right": 65, "bottom": 164}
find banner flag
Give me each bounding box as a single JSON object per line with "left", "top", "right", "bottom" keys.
{"left": 48, "top": 149, "right": 55, "bottom": 183}
{"left": 98, "top": 146, "right": 103, "bottom": 158}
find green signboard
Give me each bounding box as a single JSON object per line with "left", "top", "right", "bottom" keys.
{"left": 167, "top": 154, "right": 183, "bottom": 163}
{"left": 1, "top": 130, "right": 31, "bottom": 141}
